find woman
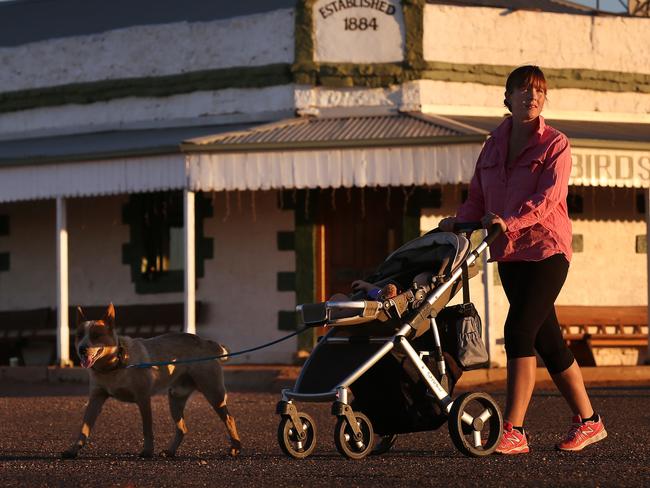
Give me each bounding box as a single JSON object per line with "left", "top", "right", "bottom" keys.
{"left": 439, "top": 66, "right": 606, "bottom": 454}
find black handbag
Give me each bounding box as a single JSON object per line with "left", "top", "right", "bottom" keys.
{"left": 437, "top": 303, "right": 489, "bottom": 370}
{"left": 436, "top": 261, "right": 490, "bottom": 370}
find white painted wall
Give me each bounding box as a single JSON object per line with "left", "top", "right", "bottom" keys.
{"left": 424, "top": 5, "right": 650, "bottom": 75}
{"left": 0, "top": 86, "right": 296, "bottom": 140}
{"left": 0, "top": 9, "right": 294, "bottom": 92}
{"left": 5, "top": 76, "right": 647, "bottom": 141}
{"left": 418, "top": 79, "right": 650, "bottom": 123}
{"left": 418, "top": 80, "right": 650, "bottom": 120}
{"left": 0, "top": 200, "right": 57, "bottom": 309}
{"left": 561, "top": 188, "right": 647, "bottom": 305}
{"left": 0, "top": 196, "right": 138, "bottom": 309}
{"left": 66, "top": 196, "right": 137, "bottom": 306}
{"left": 294, "top": 80, "right": 650, "bottom": 121}
{"left": 198, "top": 190, "right": 296, "bottom": 363}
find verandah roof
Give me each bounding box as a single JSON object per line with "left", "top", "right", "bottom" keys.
{"left": 448, "top": 115, "right": 650, "bottom": 188}
{"left": 0, "top": 113, "right": 487, "bottom": 202}
{"left": 0, "top": 112, "right": 648, "bottom": 203}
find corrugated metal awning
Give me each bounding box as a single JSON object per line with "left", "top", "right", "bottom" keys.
{"left": 0, "top": 123, "right": 258, "bottom": 203}
{"left": 182, "top": 113, "right": 488, "bottom": 191}
{"left": 183, "top": 112, "right": 487, "bottom": 150}
{"left": 447, "top": 116, "right": 650, "bottom": 146}
{"left": 0, "top": 123, "right": 255, "bottom": 167}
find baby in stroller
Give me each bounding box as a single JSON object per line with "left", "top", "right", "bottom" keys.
{"left": 328, "top": 274, "right": 428, "bottom": 308}
{"left": 276, "top": 224, "right": 504, "bottom": 460}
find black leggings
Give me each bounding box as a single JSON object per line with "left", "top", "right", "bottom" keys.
{"left": 498, "top": 254, "right": 575, "bottom": 374}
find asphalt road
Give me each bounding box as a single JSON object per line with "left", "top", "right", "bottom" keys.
{"left": 1, "top": 381, "right": 649, "bottom": 488}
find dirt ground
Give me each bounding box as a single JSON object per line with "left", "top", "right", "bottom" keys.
{"left": 1, "top": 381, "right": 649, "bottom": 487}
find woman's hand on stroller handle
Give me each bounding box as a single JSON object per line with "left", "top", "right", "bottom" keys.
{"left": 438, "top": 217, "right": 503, "bottom": 245}
{"left": 480, "top": 212, "right": 507, "bottom": 233}
{"left": 438, "top": 217, "right": 481, "bottom": 233}
{"left": 438, "top": 217, "right": 488, "bottom": 233}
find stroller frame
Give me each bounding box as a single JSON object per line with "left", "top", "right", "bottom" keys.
{"left": 277, "top": 225, "right": 504, "bottom": 459}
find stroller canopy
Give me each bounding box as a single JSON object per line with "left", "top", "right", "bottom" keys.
{"left": 367, "top": 231, "right": 471, "bottom": 287}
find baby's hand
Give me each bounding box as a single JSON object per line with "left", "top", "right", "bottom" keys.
{"left": 351, "top": 280, "right": 373, "bottom": 294}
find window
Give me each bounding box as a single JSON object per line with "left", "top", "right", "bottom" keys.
{"left": 122, "top": 192, "right": 213, "bottom": 294}
{"left": 637, "top": 190, "right": 646, "bottom": 215}
{"left": 567, "top": 192, "right": 584, "bottom": 215}
{"left": 0, "top": 215, "right": 8, "bottom": 272}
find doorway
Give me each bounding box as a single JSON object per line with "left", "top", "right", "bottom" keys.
{"left": 318, "top": 188, "right": 406, "bottom": 298}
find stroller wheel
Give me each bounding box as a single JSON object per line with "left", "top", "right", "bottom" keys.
{"left": 278, "top": 412, "right": 317, "bottom": 459}
{"left": 334, "top": 412, "right": 374, "bottom": 460}
{"left": 371, "top": 434, "right": 397, "bottom": 456}
{"left": 448, "top": 392, "right": 503, "bottom": 457}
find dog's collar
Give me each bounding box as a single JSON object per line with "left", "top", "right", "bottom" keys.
{"left": 116, "top": 340, "right": 129, "bottom": 368}
{"left": 93, "top": 340, "right": 129, "bottom": 372}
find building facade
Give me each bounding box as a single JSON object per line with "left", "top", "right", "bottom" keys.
{"left": 0, "top": 0, "right": 648, "bottom": 366}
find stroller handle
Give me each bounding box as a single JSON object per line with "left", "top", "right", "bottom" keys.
{"left": 453, "top": 221, "right": 502, "bottom": 246}
{"left": 484, "top": 223, "right": 503, "bottom": 246}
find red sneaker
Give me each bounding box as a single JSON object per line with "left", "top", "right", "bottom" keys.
{"left": 495, "top": 421, "right": 530, "bottom": 454}
{"left": 556, "top": 415, "right": 607, "bottom": 452}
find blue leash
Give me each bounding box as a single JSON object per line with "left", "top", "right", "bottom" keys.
{"left": 126, "top": 327, "right": 311, "bottom": 369}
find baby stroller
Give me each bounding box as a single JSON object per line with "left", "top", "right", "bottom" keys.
{"left": 276, "top": 223, "right": 503, "bottom": 459}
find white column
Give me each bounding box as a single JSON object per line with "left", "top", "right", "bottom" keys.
{"left": 481, "top": 229, "right": 493, "bottom": 366}
{"left": 56, "top": 197, "right": 71, "bottom": 366}
{"left": 184, "top": 189, "right": 196, "bottom": 335}
{"left": 646, "top": 189, "right": 650, "bottom": 364}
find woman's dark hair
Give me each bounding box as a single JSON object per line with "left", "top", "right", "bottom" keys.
{"left": 504, "top": 65, "right": 547, "bottom": 111}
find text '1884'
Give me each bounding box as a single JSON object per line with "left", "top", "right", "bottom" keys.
{"left": 344, "top": 17, "right": 378, "bottom": 30}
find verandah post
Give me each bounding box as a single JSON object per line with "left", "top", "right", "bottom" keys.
{"left": 184, "top": 189, "right": 196, "bottom": 334}
{"left": 56, "top": 196, "right": 71, "bottom": 366}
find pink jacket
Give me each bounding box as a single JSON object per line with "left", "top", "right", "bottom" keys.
{"left": 456, "top": 116, "right": 573, "bottom": 262}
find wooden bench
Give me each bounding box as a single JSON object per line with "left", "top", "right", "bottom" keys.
{"left": 0, "top": 302, "right": 203, "bottom": 366}
{"left": 0, "top": 308, "right": 56, "bottom": 365}
{"left": 556, "top": 305, "right": 648, "bottom": 366}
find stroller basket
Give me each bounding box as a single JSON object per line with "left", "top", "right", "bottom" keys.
{"left": 276, "top": 224, "right": 504, "bottom": 460}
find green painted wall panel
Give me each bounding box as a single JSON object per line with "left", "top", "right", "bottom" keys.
{"left": 0, "top": 253, "right": 10, "bottom": 272}
{"left": 294, "top": 189, "right": 318, "bottom": 352}
{"left": 0, "top": 215, "right": 9, "bottom": 236}
{"left": 277, "top": 231, "right": 296, "bottom": 251}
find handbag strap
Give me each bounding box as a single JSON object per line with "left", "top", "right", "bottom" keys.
{"left": 461, "top": 262, "right": 470, "bottom": 305}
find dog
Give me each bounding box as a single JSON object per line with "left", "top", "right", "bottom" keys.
{"left": 62, "top": 303, "right": 241, "bottom": 459}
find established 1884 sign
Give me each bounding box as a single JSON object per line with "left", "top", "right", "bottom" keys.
{"left": 314, "top": 0, "right": 405, "bottom": 63}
